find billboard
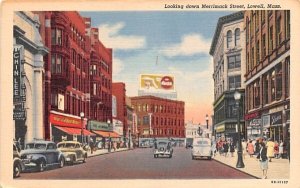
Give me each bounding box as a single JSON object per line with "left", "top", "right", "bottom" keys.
{"left": 140, "top": 74, "right": 175, "bottom": 91}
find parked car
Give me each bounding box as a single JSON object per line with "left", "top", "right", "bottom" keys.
{"left": 13, "top": 142, "right": 25, "bottom": 178}
{"left": 57, "top": 141, "right": 87, "bottom": 165}
{"left": 20, "top": 140, "right": 65, "bottom": 172}
{"left": 153, "top": 139, "right": 173, "bottom": 158}
{"left": 192, "top": 137, "right": 212, "bottom": 160}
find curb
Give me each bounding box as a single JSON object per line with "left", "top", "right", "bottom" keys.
{"left": 87, "top": 148, "right": 132, "bottom": 158}
{"left": 212, "top": 158, "right": 260, "bottom": 179}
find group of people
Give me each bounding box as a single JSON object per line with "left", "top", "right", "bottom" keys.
{"left": 88, "top": 138, "right": 128, "bottom": 154}
{"left": 213, "top": 137, "right": 290, "bottom": 179}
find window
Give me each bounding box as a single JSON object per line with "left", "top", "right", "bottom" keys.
{"left": 275, "top": 64, "right": 283, "bottom": 100}
{"left": 254, "top": 80, "right": 260, "bottom": 107}
{"left": 246, "top": 17, "right": 249, "bottom": 43}
{"left": 51, "top": 54, "right": 62, "bottom": 74}
{"left": 285, "top": 11, "right": 290, "bottom": 39}
{"left": 269, "top": 26, "right": 274, "bottom": 52}
{"left": 228, "top": 75, "right": 241, "bottom": 90}
{"left": 251, "top": 47, "right": 255, "bottom": 68}
{"left": 276, "top": 16, "right": 282, "bottom": 46}
{"left": 93, "top": 83, "right": 97, "bottom": 95}
{"left": 227, "top": 30, "right": 233, "bottom": 48}
{"left": 235, "top": 28, "right": 240, "bottom": 46}
{"left": 271, "top": 70, "right": 276, "bottom": 101}
{"left": 51, "top": 29, "right": 62, "bottom": 45}
{"left": 286, "top": 57, "right": 290, "bottom": 97}
{"left": 262, "top": 34, "right": 266, "bottom": 59}
{"left": 51, "top": 92, "right": 58, "bottom": 106}
{"left": 256, "top": 40, "right": 260, "bottom": 64}
{"left": 255, "top": 11, "right": 259, "bottom": 32}
{"left": 261, "top": 10, "right": 266, "bottom": 25}
{"left": 228, "top": 54, "right": 241, "bottom": 69}
{"left": 263, "top": 75, "right": 269, "bottom": 105}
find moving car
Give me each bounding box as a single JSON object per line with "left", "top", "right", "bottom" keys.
{"left": 153, "top": 140, "right": 173, "bottom": 158}
{"left": 13, "top": 142, "right": 25, "bottom": 178}
{"left": 192, "top": 137, "right": 212, "bottom": 160}
{"left": 57, "top": 141, "right": 87, "bottom": 165}
{"left": 20, "top": 140, "right": 65, "bottom": 172}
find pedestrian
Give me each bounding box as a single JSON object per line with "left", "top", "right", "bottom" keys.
{"left": 102, "top": 137, "right": 106, "bottom": 149}
{"left": 254, "top": 139, "right": 260, "bottom": 155}
{"left": 229, "top": 140, "right": 235, "bottom": 157}
{"left": 266, "top": 138, "right": 275, "bottom": 162}
{"left": 212, "top": 140, "right": 217, "bottom": 157}
{"left": 274, "top": 140, "right": 279, "bottom": 159}
{"left": 113, "top": 141, "right": 117, "bottom": 151}
{"left": 279, "top": 140, "right": 284, "bottom": 159}
{"left": 241, "top": 139, "right": 247, "bottom": 159}
{"left": 223, "top": 140, "right": 229, "bottom": 157}
{"left": 247, "top": 140, "right": 254, "bottom": 157}
{"left": 89, "top": 138, "right": 94, "bottom": 154}
{"left": 257, "top": 142, "right": 268, "bottom": 179}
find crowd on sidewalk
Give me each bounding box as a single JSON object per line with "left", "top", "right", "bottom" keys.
{"left": 212, "top": 137, "right": 290, "bottom": 179}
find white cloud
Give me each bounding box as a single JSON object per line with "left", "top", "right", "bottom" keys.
{"left": 161, "top": 33, "right": 211, "bottom": 57}
{"left": 98, "top": 22, "right": 146, "bottom": 50}
{"left": 112, "top": 58, "right": 124, "bottom": 75}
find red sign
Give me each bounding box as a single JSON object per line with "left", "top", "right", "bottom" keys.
{"left": 244, "top": 112, "right": 260, "bottom": 120}
{"left": 50, "top": 113, "right": 82, "bottom": 128}
{"left": 161, "top": 76, "right": 173, "bottom": 89}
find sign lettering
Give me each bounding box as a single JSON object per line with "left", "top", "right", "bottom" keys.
{"left": 13, "top": 47, "right": 21, "bottom": 99}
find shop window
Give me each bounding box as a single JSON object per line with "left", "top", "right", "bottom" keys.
{"left": 234, "top": 28, "right": 240, "bottom": 46}
{"left": 227, "top": 30, "right": 232, "bottom": 48}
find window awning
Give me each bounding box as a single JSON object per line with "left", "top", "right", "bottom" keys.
{"left": 92, "top": 130, "right": 120, "bottom": 138}
{"left": 54, "top": 126, "right": 96, "bottom": 136}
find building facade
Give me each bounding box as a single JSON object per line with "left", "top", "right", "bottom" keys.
{"left": 130, "top": 96, "right": 185, "bottom": 138}
{"left": 210, "top": 11, "right": 246, "bottom": 142}
{"left": 244, "top": 10, "right": 290, "bottom": 142}
{"left": 112, "top": 82, "right": 127, "bottom": 137}
{"left": 13, "top": 11, "right": 49, "bottom": 147}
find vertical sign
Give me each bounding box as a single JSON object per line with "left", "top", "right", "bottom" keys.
{"left": 13, "top": 46, "right": 21, "bottom": 101}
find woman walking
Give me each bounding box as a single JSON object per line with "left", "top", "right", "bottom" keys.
{"left": 274, "top": 141, "right": 279, "bottom": 158}
{"left": 247, "top": 140, "right": 254, "bottom": 157}
{"left": 223, "top": 140, "right": 229, "bottom": 157}
{"left": 279, "top": 140, "right": 284, "bottom": 158}
{"left": 229, "top": 140, "right": 235, "bottom": 157}
{"left": 257, "top": 142, "right": 268, "bottom": 179}
{"left": 266, "top": 138, "right": 275, "bottom": 162}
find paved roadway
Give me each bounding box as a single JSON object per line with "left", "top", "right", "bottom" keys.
{"left": 18, "top": 147, "right": 255, "bottom": 179}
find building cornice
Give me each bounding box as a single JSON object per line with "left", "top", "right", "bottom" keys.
{"left": 209, "top": 11, "right": 244, "bottom": 56}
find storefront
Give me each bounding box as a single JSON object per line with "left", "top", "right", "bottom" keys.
{"left": 88, "top": 120, "right": 121, "bottom": 148}
{"left": 50, "top": 111, "right": 95, "bottom": 143}
{"left": 215, "top": 124, "right": 225, "bottom": 138}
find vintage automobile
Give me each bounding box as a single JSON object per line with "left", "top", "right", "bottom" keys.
{"left": 153, "top": 139, "right": 173, "bottom": 158}
{"left": 13, "top": 142, "right": 25, "bottom": 178}
{"left": 20, "top": 140, "right": 65, "bottom": 172}
{"left": 191, "top": 137, "right": 213, "bottom": 160}
{"left": 57, "top": 141, "right": 87, "bottom": 165}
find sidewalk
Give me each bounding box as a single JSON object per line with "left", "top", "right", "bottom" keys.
{"left": 213, "top": 152, "right": 289, "bottom": 179}
{"left": 87, "top": 147, "right": 130, "bottom": 158}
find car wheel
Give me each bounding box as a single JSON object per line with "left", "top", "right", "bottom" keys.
{"left": 59, "top": 157, "right": 65, "bottom": 168}
{"left": 38, "top": 160, "right": 46, "bottom": 172}
{"left": 13, "top": 163, "right": 21, "bottom": 178}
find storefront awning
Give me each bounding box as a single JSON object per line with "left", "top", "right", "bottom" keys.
{"left": 54, "top": 126, "right": 96, "bottom": 136}
{"left": 92, "top": 130, "right": 120, "bottom": 138}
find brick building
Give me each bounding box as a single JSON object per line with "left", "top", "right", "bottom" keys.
{"left": 244, "top": 10, "right": 290, "bottom": 141}
{"left": 130, "top": 96, "right": 185, "bottom": 138}
{"left": 112, "top": 83, "right": 127, "bottom": 136}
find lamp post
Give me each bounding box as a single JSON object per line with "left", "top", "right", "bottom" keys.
{"left": 206, "top": 114, "right": 209, "bottom": 129}
{"left": 234, "top": 90, "right": 245, "bottom": 168}
{"left": 80, "top": 112, "right": 85, "bottom": 144}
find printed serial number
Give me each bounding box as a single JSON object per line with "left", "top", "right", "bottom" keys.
{"left": 271, "top": 180, "right": 288, "bottom": 184}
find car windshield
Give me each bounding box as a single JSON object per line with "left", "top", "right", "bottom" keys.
{"left": 65, "top": 143, "right": 76, "bottom": 148}
{"left": 25, "top": 143, "right": 47, "bottom": 150}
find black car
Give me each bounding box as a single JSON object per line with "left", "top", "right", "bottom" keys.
{"left": 13, "top": 142, "right": 25, "bottom": 178}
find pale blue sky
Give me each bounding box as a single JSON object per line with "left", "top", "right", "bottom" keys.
{"left": 80, "top": 11, "right": 234, "bottom": 124}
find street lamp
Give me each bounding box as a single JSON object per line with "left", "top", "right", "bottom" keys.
{"left": 206, "top": 114, "right": 209, "bottom": 129}
{"left": 80, "top": 112, "right": 85, "bottom": 144}
{"left": 234, "top": 90, "right": 245, "bottom": 168}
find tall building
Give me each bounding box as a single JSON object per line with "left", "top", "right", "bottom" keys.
{"left": 138, "top": 74, "right": 177, "bottom": 100}
{"left": 13, "top": 11, "right": 48, "bottom": 147}
{"left": 130, "top": 96, "right": 185, "bottom": 138}
{"left": 209, "top": 11, "right": 246, "bottom": 143}
{"left": 112, "top": 82, "right": 127, "bottom": 138}
{"left": 244, "top": 10, "right": 290, "bottom": 141}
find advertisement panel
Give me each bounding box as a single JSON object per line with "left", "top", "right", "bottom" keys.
{"left": 140, "top": 74, "right": 175, "bottom": 91}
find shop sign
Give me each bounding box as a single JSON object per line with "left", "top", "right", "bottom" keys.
{"left": 244, "top": 111, "right": 260, "bottom": 120}
{"left": 270, "top": 111, "right": 282, "bottom": 126}
{"left": 262, "top": 115, "right": 270, "bottom": 128}
{"left": 13, "top": 110, "right": 26, "bottom": 120}
{"left": 88, "top": 120, "right": 112, "bottom": 131}
{"left": 13, "top": 46, "right": 22, "bottom": 102}
{"left": 249, "top": 118, "right": 262, "bottom": 127}
{"left": 50, "top": 113, "right": 81, "bottom": 128}
{"left": 216, "top": 124, "right": 225, "bottom": 133}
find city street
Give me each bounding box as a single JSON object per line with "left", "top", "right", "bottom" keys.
{"left": 18, "top": 147, "right": 255, "bottom": 179}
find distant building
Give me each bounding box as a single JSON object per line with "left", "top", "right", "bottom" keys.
{"left": 138, "top": 74, "right": 177, "bottom": 100}
{"left": 210, "top": 11, "right": 246, "bottom": 143}
{"left": 130, "top": 95, "right": 185, "bottom": 138}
